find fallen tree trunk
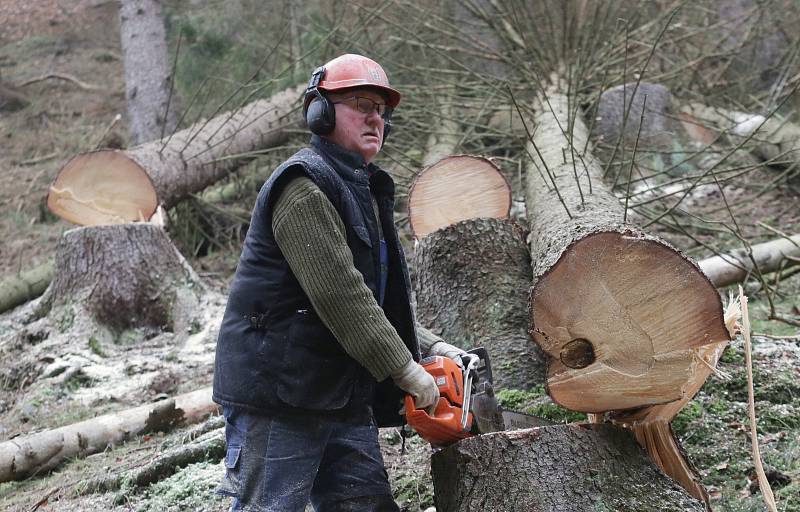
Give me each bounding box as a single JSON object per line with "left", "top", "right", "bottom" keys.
{"left": 681, "top": 102, "right": 800, "bottom": 166}
{"left": 0, "top": 387, "right": 217, "bottom": 482}
{"left": 431, "top": 424, "right": 705, "bottom": 512}
{"left": 0, "top": 261, "right": 54, "bottom": 314}
{"left": 525, "top": 81, "right": 730, "bottom": 413}
{"left": 47, "top": 83, "right": 304, "bottom": 226}
{"left": 698, "top": 234, "right": 800, "bottom": 287}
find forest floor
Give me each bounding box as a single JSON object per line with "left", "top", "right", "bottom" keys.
{"left": 0, "top": 2, "right": 799, "bottom": 512}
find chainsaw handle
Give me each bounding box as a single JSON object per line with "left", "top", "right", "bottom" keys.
{"left": 404, "top": 395, "right": 473, "bottom": 447}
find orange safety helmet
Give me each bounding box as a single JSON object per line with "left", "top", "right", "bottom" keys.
{"left": 303, "top": 54, "right": 401, "bottom": 137}
{"left": 304, "top": 54, "right": 401, "bottom": 111}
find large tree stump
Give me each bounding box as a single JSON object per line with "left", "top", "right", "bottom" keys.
{"left": 47, "top": 84, "right": 304, "bottom": 226}
{"left": 37, "top": 223, "right": 203, "bottom": 333}
{"left": 431, "top": 424, "right": 705, "bottom": 512}
{"left": 414, "top": 217, "right": 545, "bottom": 390}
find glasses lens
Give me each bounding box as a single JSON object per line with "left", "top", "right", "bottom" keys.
{"left": 356, "top": 97, "right": 385, "bottom": 116}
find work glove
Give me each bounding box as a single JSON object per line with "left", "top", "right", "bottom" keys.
{"left": 392, "top": 359, "right": 440, "bottom": 412}
{"left": 428, "top": 341, "right": 468, "bottom": 368}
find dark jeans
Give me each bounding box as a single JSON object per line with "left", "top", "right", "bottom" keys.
{"left": 216, "top": 406, "right": 400, "bottom": 512}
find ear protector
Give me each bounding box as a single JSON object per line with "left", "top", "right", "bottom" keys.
{"left": 304, "top": 67, "right": 336, "bottom": 136}
{"left": 303, "top": 66, "right": 394, "bottom": 142}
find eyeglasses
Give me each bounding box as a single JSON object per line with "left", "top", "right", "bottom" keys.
{"left": 332, "top": 96, "right": 389, "bottom": 116}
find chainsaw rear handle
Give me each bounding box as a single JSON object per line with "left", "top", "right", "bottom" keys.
{"left": 404, "top": 355, "right": 474, "bottom": 446}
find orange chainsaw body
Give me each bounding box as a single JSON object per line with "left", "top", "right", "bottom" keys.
{"left": 404, "top": 356, "right": 474, "bottom": 447}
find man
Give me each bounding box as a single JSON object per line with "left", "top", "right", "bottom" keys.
{"left": 213, "top": 54, "right": 467, "bottom": 511}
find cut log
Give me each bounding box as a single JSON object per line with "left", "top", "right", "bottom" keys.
{"left": 414, "top": 217, "right": 545, "bottom": 390}
{"left": 0, "top": 387, "right": 217, "bottom": 483}
{"left": 408, "top": 155, "right": 511, "bottom": 239}
{"left": 430, "top": 424, "right": 705, "bottom": 512}
{"left": 525, "top": 81, "right": 730, "bottom": 413}
{"left": 119, "top": 0, "right": 179, "bottom": 144}
{"left": 0, "top": 261, "right": 54, "bottom": 314}
{"left": 37, "top": 223, "right": 203, "bottom": 332}
{"left": 698, "top": 234, "right": 800, "bottom": 287}
{"left": 47, "top": 84, "right": 304, "bottom": 226}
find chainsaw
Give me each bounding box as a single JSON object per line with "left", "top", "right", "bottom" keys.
{"left": 404, "top": 347, "right": 552, "bottom": 447}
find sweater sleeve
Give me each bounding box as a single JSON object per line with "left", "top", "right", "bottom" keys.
{"left": 272, "top": 176, "right": 413, "bottom": 381}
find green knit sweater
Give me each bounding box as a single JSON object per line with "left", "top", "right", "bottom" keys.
{"left": 272, "top": 176, "right": 442, "bottom": 382}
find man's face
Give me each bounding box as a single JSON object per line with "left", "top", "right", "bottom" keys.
{"left": 325, "top": 89, "right": 387, "bottom": 163}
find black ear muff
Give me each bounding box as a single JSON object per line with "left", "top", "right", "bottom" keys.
{"left": 305, "top": 90, "right": 335, "bottom": 135}
{"left": 381, "top": 108, "right": 393, "bottom": 144}
{"left": 303, "top": 66, "right": 335, "bottom": 135}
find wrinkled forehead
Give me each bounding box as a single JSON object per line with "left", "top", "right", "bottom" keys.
{"left": 326, "top": 87, "right": 388, "bottom": 103}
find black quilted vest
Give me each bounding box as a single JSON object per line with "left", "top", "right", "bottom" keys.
{"left": 212, "top": 136, "right": 419, "bottom": 427}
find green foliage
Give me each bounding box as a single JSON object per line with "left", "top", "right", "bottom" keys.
{"left": 393, "top": 473, "right": 434, "bottom": 510}
{"left": 136, "top": 461, "right": 226, "bottom": 512}
{"left": 88, "top": 336, "right": 106, "bottom": 357}
{"left": 672, "top": 401, "right": 704, "bottom": 437}
{"left": 526, "top": 402, "right": 587, "bottom": 424}
{"left": 495, "top": 386, "right": 545, "bottom": 410}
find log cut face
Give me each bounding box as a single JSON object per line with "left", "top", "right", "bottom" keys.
{"left": 48, "top": 84, "right": 304, "bottom": 225}
{"left": 526, "top": 85, "right": 730, "bottom": 413}
{"left": 414, "top": 218, "right": 545, "bottom": 389}
{"left": 408, "top": 156, "right": 511, "bottom": 239}
{"left": 41, "top": 223, "right": 203, "bottom": 332}
{"left": 430, "top": 424, "right": 705, "bottom": 512}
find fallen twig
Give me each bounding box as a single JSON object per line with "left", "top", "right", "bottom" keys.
{"left": 19, "top": 73, "right": 101, "bottom": 91}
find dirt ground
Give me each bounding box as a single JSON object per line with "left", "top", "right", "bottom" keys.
{"left": 0, "top": 0, "right": 126, "bottom": 276}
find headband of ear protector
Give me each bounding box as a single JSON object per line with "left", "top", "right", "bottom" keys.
{"left": 303, "top": 66, "right": 393, "bottom": 142}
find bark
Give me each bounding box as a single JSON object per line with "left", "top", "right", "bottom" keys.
{"left": 681, "top": 102, "right": 800, "bottom": 166}
{"left": 414, "top": 217, "right": 545, "bottom": 390}
{"left": 119, "top": 0, "right": 179, "bottom": 144}
{"left": 525, "top": 80, "right": 730, "bottom": 414}
{"left": 408, "top": 155, "right": 511, "bottom": 239}
{"left": 0, "top": 387, "right": 217, "bottom": 483}
{"left": 0, "top": 261, "right": 54, "bottom": 314}
{"left": 698, "top": 234, "right": 800, "bottom": 288}
{"left": 47, "top": 84, "right": 304, "bottom": 226}
{"left": 430, "top": 424, "right": 705, "bottom": 512}
{"left": 37, "top": 223, "right": 203, "bottom": 332}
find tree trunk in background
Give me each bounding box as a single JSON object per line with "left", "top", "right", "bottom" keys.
{"left": 119, "top": 0, "right": 179, "bottom": 144}
{"left": 431, "top": 424, "right": 705, "bottom": 512}
{"left": 37, "top": 224, "right": 203, "bottom": 333}
{"left": 414, "top": 217, "right": 545, "bottom": 390}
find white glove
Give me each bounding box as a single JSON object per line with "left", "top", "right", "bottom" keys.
{"left": 391, "top": 359, "right": 440, "bottom": 411}
{"left": 429, "top": 341, "right": 468, "bottom": 368}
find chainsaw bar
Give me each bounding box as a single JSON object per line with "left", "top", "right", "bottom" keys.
{"left": 465, "top": 348, "right": 554, "bottom": 434}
